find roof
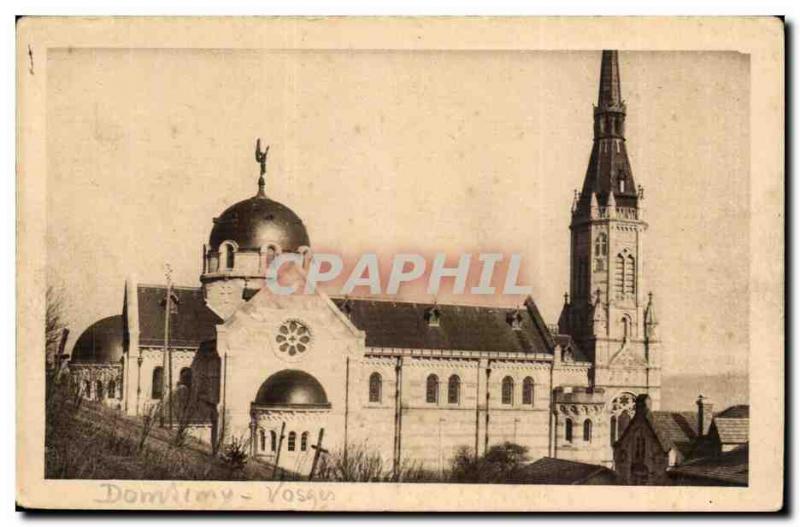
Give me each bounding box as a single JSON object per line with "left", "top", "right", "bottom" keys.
{"left": 717, "top": 405, "right": 749, "bottom": 418}
{"left": 520, "top": 457, "right": 617, "bottom": 485}
{"left": 575, "top": 50, "right": 639, "bottom": 216}
{"left": 254, "top": 369, "right": 330, "bottom": 408}
{"left": 70, "top": 315, "right": 124, "bottom": 364}
{"left": 209, "top": 193, "right": 310, "bottom": 252}
{"left": 669, "top": 445, "right": 749, "bottom": 486}
{"left": 136, "top": 285, "right": 222, "bottom": 347}
{"left": 713, "top": 418, "right": 749, "bottom": 445}
{"left": 331, "top": 297, "right": 554, "bottom": 354}
{"left": 652, "top": 411, "right": 699, "bottom": 457}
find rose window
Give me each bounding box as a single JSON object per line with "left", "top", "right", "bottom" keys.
{"left": 276, "top": 320, "right": 311, "bottom": 356}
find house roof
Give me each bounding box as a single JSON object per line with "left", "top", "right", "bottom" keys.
{"left": 330, "top": 296, "right": 554, "bottom": 354}
{"left": 652, "top": 411, "right": 699, "bottom": 457}
{"left": 520, "top": 457, "right": 617, "bottom": 485}
{"left": 136, "top": 285, "right": 222, "bottom": 348}
{"left": 713, "top": 418, "right": 749, "bottom": 445}
{"left": 669, "top": 444, "right": 749, "bottom": 486}
{"left": 716, "top": 405, "right": 749, "bottom": 418}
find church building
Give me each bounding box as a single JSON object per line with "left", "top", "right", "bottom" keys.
{"left": 68, "top": 50, "right": 662, "bottom": 475}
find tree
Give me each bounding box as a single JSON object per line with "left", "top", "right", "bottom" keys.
{"left": 45, "top": 285, "right": 68, "bottom": 372}
{"left": 450, "top": 442, "right": 530, "bottom": 483}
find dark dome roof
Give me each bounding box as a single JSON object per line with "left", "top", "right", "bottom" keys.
{"left": 209, "top": 194, "right": 310, "bottom": 252}
{"left": 70, "top": 315, "right": 124, "bottom": 364}
{"left": 254, "top": 369, "right": 330, "bottom": 407}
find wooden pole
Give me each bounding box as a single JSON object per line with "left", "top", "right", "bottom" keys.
{"left": 272, "top": 422, "right": 286, "bottom": 479}
{"left": 309, "top": 428, "right": 327, "bottom": 481}
{"left": 162, "top": 271, "right": 173, "bottom": 428}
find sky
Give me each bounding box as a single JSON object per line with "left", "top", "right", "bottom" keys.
{"left": 46, "top": 49, "right": 750, "bottom": 384}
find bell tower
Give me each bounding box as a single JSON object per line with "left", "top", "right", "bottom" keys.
{"left": 560, "top": 51, "right": 661, "bottom": 408}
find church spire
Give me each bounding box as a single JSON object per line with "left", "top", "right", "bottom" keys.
{"left": 573, "top": 50, "right": 638, "bottom": 217}
{"left": 597, "top": 50, "right": 622, "bottom": 108}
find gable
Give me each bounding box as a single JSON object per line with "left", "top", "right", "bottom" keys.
{"left": 136, "top": 285, "right": 222, "bottom": 347}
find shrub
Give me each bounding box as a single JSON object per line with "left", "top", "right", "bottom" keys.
{"left": 450, "top": 442, "right": 530, "bottom": 483}
{"left": 220, "top": 436, "right": 248, "bottom": 472}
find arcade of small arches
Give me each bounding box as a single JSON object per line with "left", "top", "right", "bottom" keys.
{"left": 70, "top": 364, "right": 122, "bottom": 402}
{"left": 255, "top": 429, "right": 311, "bottom": 455}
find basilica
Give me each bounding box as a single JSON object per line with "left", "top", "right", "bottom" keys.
{"left": 68, "top": 50, "right": 661, "bottom": 475}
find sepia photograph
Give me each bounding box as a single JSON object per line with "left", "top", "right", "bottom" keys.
{"left": 16, "top": 16, "right": 783, "bottom": 512}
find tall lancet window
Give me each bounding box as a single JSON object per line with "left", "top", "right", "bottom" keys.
{"left": 369, "top": 372, "right": 382, "bottom": 403}
{"left": 595, "top": 232, "right": 608, "bottom": 256}
{"left": 447, "top": 375, "right": 460, "bottom": 404}
{"left": 426, "top": 374, "right": 439, "bottom": 404}
{"left": 615, "top": 254, "right": 625, "bottom": 295}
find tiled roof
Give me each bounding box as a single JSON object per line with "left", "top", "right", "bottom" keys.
{"left": 520, "top": 457, "right": 617, "bottom": 485}
{"left": 713, "top": 418, "right": 749, "bottom": 445}
{"left": 331, "top": 297, "right": 554, "bottom": 354}
{"left": 669, "top": 444, "right": 748, "bottom": 486}
{"left": 136, "top": 285, "right": 222, "bottom": 347}
{"left": 652, "top": 411, "right": 699, "bottom": 457}
{"left": 716, "top": 405, "right": 749, "bottom": 418}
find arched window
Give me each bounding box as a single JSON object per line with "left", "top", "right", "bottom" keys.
{"left": 595, "top": 233, "right": 608, "bottom": 256}
{"left": 622, "top": 315, "right": 631, "bottom": 340}
{"left": 501, "top": 376, "right": 514, "bottom": 405}
{"left": 426, "top": 374, "right": 439, "bottom": 404}
{"left": 287, "top": 431, "right": 296, "bottom": 452}
{"left": 151, "top": 366, "right": 163, "bottom": 399}
{"left": 84, "top": 380, "right": 91, "bottom": 398}
{"left": 301, "top": 431, "right": 309, "bottom": 452}
{"left": 108, "top": 380, "right": 116, "bottom": 399}
{"left": 565, "top": 418, "right": 573, "bottom": 442}
{"left": 96, "top": 380, "right": 104, "bottom": 400}
{"left": 270, "top": 430, "right": 277, "bottom": 452}
{"left": 220, "top": 243, "right": 235, "bottom": 270}
{"left": 610, "top": 415, "right": 618, "bottom": 445}
{"left": 522, "top": 377, "right": 535, "bottom": 406}
{"left": 259, "top": 429, "right": 266, "bottom": 452}
{"left": 447, "top": 375, "right": 460, "bottom": 404}
{"left": 615, "top": 254, "right": 625, "bottom": 295}
{"left": 583, "top": 419, "right": 593, "bottom": 442}
{"left": 369, "top": 372, "right": 382, "bottom": 403}
{"left": 179, "top": 367, "right": 192, "bottom": 389}
{"left": 265, "top": 245, "right": 278, "bottom": 271}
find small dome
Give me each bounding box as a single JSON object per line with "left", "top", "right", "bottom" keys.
{"left": 209, "top": 195, "right": 310, "bottom": 253}
{"left": 70, "top": 315, "right": 124, "bottom": 364}
{"left": 254, "top": 369, "right": 329, "bottom": 407}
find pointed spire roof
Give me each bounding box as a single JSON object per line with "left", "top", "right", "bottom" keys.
{"left": 574, "top": 50, "right": 638, "bottom": 217}
{"left": 598, "top": 50, "right": 622, "bottom": 108}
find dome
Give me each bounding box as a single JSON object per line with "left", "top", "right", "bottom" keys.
{"left": 70, "top": 315, "right": 124, "bottom": 364}
{"left": 209, "top": 194, "right": 310, "bottom": 253}
{"left": 254, "top": 369, "right": 330, "bottom": 407}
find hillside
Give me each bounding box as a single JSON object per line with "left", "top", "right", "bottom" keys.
{"left": 45, "top": 380, "right": 292, "bottom": 481}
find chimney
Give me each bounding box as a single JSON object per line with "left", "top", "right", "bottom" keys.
{"left": 634, "top": 393, "right": 652, "bottom": 415}
{"left": 696, "top": 395, "right": 714, "bottom": 436}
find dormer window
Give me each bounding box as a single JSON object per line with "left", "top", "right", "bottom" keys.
{"left": 424, "top": 306, "right": 441, "bottom": 327}
{"left": 507, "top": 309, "right": 524, "bottom": 331}
{"left": 619, "top": 177, "right": 626, "bottom": 193}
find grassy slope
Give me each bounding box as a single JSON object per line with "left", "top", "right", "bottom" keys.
{"left": 45, "top": 386, "right": 291, "bottom": 481}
